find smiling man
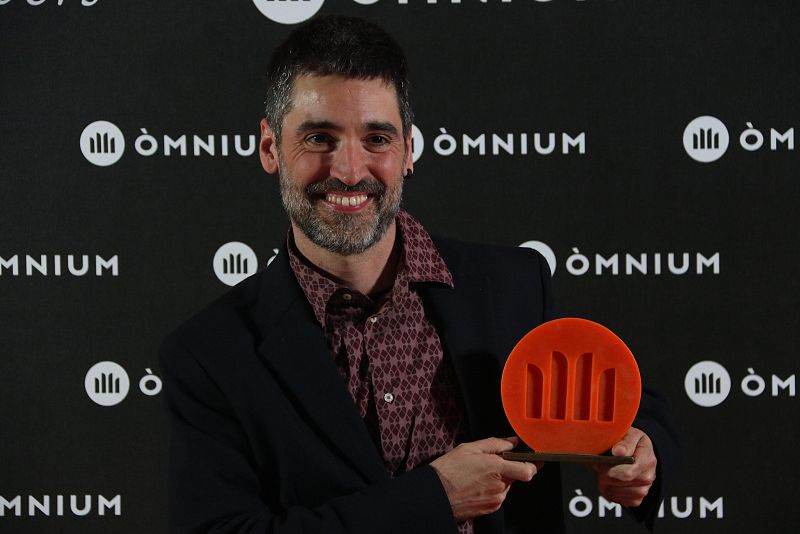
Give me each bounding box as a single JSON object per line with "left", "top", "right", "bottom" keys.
{"left": 264, "top": 74, "right": 406, "bottom": 286}
{"left": 160, "top": 16, "right": 677, "bottom": 534}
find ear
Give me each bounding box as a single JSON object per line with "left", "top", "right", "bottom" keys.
{"left": 259, "top": 118, "right": 280, "bottom": 174}
{"left": 403, "top": 128, "right": 414, "bottom": 175}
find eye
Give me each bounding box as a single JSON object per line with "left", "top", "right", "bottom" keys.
{"left": 306, "top": 133, "right": 333, "bottom": 145}
{"left": 366, "top": 135, "right": 390, "bottom": 147}
{"left": 304, "top": 133, "right": 336, "bottom": 151}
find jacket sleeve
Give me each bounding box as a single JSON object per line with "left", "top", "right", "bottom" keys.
{"left": 159, "top": 334, "right": 458, "bottom": 534}
{"left": 631, "top": 385, "right": 681, "bottom": 531}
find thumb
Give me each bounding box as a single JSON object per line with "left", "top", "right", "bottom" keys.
{"left": 612, "top": 428, "right": 641, "bottom": 457}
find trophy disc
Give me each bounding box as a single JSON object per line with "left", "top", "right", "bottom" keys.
{"left": 501, "top": 318, "right": 641, "bottom": 455}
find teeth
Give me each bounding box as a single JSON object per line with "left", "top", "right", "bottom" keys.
{"left": 325, "top": 194, "right": 368, "bottom": 207}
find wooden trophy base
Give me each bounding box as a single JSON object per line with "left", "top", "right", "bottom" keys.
{"left": 501, "top": 451, "right": 634, "bottom": 465}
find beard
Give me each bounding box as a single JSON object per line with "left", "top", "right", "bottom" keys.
{"left": 278, "top": 159, "right": 403, "bottom": 256}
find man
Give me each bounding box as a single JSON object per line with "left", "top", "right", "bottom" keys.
{"left": 160, "top": 16, "right": 677, "bottom": 534}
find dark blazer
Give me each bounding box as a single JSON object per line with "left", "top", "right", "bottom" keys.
{"left": 160, "top": 236, "right": 677, "bottom": 534}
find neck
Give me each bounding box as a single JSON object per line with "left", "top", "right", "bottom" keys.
{"left": 291, "top": 221, "right": 400, "bottom": 295}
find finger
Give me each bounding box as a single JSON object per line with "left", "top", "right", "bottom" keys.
{"left": 589, "top": 462, "right": 612, "bottom": 474}
{"left": 600, "top": 485, "right": 651, "bottom": 505}
{"left": 632, "top": 433, "right": 656, "bottom": 463}
{"left": 600, "top": 491, "right": 648, "bottom": 507}
{"left": 474, "top": 436, "right": 519, "bottom": 454}
{"left": 603, "top": 464, "right": 644, "bottom": 483}
{"left": 599, "top": 481, "right": 651, "bottom": 495}
{"left": 606, "top": 466, "right": 656, "bottom": 487}
{"left": 598, "top": 475, "right": 654, "bottom": 489}
{"left": 608, "top": 444, "right": 656, "bottom": 482}
{"left": 497, "top": 459, "right": 537, "bottom": 482}
{"left": 612, "top": 428, "right": 643, "bottom": 457}
{"left": 589, "top": 458, "right": 638, "bottom": 475}
{"left": 502, "top": 461, "right": 544, "bottom": 482}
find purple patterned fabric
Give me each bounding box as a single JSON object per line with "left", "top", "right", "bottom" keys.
{"left": 288, "top": 209, "right": 472, "bottom": 533}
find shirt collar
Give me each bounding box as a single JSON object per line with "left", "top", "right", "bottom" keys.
{"left": 395, "top": 209, "right": 453, "bottom": 287}
{"left": 287, "top": 208, "right": 454, "bottom": 327}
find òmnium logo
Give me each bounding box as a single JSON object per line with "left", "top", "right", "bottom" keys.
{"left": 0, "top": 254, "right": 119, "bottom": 277}
{"left": 267, "top": 248, "right": 280, "bottom": 267}
{"left": 252, "top": 0, "right": 325, "bottom": 25}
{"left": 518, "top": 241, "right": 556, "bottom": 276}
{"left": 85, "top": 361, "right": 130, "bottom": 407}
{"left": 411, "top": 125, "right": 424, "bottom": 163}
{"left": 214, "top": 242, "right": 258, "bottom": 286}
{"left": 683, "top": 116, "right": 729, "bottom": 163}
{"left": 80, "top": 121, "right": 125, "bottom": 167}
{"left": 0, "top": 494, "right": 121, "bottom": 517}
{"left": 685, "top": 361, "right": 731, "bottom": 407}
{"left": 512, "top": 243, "right": 720, "bottom": 277}
{"left": 567, "top": 489, "right": 723, "bottom": 519}
{"left": 0, "top": 0, "right": 100, "bottom": 6}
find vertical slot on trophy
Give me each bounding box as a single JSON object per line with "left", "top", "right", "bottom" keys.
{"left": 598, "top": 368, "right": 616, "bottom": 421}
{"left": 574, "top": 352, "right": 593, "bottom": 420}
{"left": 526, "top": 364, "right": 543, "bottom": 419}
{"left": 550, "top": 351, "right": 567, "bottom": 420}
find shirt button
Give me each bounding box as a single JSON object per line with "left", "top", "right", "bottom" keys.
{"left": 369, "top": 316, "right": 378, "bottom": 323}
{"left": 383, "top": 392, "right": 394, "bottom": 403}
{"left": 341, "top": 293, "right": 352, "bottom": 301}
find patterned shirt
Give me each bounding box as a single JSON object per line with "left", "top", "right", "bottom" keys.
{"left": 288, "top": 209, "right": 473, "bottom": 533}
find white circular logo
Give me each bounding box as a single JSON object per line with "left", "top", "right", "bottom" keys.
{"left": 411, "top": 124, "right": 424, "bottom": 163}
{"left": 214, "top": 242, "right": 258, "bottom": 286}
{"left": 251, "top": 0, "right": 324, "bottom": 24}
{"left": 80, "top": 120, "right": 125, "bottom": 166}
{"left": 85, "top": 361, "right": 130, "bottom": 406}
{"left": 518, "top": 240, "right": 556, "bottom": 276}
{"left": 685, "top": 360, "right": 731, "bottom": 407}
{"left": 352, "top": 0, "right": 380, "bottom": 5}
{"left": 683, "top": 116, "right": 729, "bottom": 163}
{"left": 266, "top": 248, "right": 280, "bottom": 267}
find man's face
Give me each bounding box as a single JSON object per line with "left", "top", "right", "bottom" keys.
{"left": 262, "top": 75, "right": 412, "bottom": 256}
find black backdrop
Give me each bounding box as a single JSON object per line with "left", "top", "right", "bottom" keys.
{"left": 2, "top": 1, "right": 798, "bottom": 533}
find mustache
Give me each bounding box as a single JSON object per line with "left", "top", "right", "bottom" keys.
{"left": 305, "top": 177, "right": 385, "bottom": 196}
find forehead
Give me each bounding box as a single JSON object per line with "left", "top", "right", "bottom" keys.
{"left": 286, "top": 75, "right": 402, "bottom": 126}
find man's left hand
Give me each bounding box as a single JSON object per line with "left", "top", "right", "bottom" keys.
{"left": 591, "top": 427, "right": 656, "bottom": 507}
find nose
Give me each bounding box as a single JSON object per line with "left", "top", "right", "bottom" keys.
{"left": 329, "top": 139, "right": 368, "bottom": 186}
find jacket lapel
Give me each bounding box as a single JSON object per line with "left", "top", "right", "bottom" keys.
{"left": 422, "top": 240, "right": 514, "bottom": 440}
{"left": 253, "top": 246, "right": 388, "bottom": 483}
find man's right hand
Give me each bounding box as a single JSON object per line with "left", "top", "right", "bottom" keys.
{"left": 429, "top": 437, "right": 543, "bottom": 522}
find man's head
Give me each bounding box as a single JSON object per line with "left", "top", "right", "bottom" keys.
{"left": 264, "top": 16, "right": 413, "bottom": 146}
{"left": 260, "top": 17, "right": 414, "bottom": 257}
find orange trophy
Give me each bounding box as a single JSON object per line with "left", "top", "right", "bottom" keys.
{"left": 501, "top": 318, "right": 641, "bottom": 464}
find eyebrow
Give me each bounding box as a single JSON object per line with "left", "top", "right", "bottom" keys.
{"left": 365, "top": 121, "right": 399, "bottom": 137}
{"left": 294, "top": 120, "right": 400, "bottom": 137}
{"left": 295, "top": 120, "right": 340, "bottom": 135}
